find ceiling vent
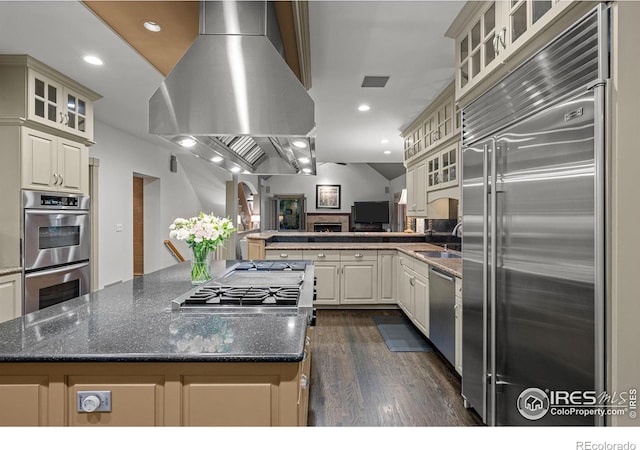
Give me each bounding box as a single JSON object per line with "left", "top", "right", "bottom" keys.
{"left": 361, "top": 76, "right": 390, "bottom": 88}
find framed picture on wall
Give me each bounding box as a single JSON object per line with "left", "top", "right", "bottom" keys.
{"left": 316, "top": 184, "right": 341, "bottom": 209}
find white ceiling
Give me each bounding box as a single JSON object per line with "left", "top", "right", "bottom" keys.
{"left": 0, "top": 0, "right": 463, "bottom": 166}
{"left": 309, "top": 1, "right": 463, "bottom": 163}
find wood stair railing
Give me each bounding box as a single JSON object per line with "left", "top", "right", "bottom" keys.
{"left": 238, "top": 184, "right": 252, "bottom": 231}
{"left": 164, "top": 240, "right": 185, "bottom": 262}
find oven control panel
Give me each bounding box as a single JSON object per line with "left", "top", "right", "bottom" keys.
{"left": 41, "top": 195, "right": 78, "bottom": 207}
{"left": 23, "top": 190, "right": 90, "bottom": 211}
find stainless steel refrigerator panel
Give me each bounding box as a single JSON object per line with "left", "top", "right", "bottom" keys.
{"left": 461, "top": 138, "right": 494, "bottom": 421}
{"left": 492, "top": 90, "right": 597, "bottom": 426}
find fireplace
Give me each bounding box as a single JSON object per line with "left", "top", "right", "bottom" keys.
{"left": 313, "top": 223, "right": 343, "bottom": 232}
{"left": 307, "top": 213, "right": 350, "bottom": 232}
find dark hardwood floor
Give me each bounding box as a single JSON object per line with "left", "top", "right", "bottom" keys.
{"left": 307, "top": 309, "right": 484, "bottom": 426}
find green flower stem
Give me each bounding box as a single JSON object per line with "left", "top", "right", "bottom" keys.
{"left": 191, "top": 245, "right": 212, "bottom": 284}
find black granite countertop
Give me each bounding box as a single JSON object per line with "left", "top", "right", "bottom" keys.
{"left": 0, "top": 261, "right": 310, "bottom": 363}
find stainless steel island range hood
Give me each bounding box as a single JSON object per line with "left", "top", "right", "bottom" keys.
{"left": 149, "top": 0, "right": 316, "bottom": 175}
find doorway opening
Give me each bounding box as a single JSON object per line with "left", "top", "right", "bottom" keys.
{"left": 133, "top": 174, "right": 160, "bottom": 277}
{"left": 271, "top": 194, "right": 306, "bottom": 231}
{"left": 237, "top": 181, "right": 260, "bottom": 231}
{"left": 133, "top": 176, "right": 144, "bottom": 276}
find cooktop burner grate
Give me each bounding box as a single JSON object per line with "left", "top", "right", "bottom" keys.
{"left": 182, "top": 285, "right": 300, "bottom": 307}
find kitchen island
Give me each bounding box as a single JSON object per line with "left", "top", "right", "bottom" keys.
{"left": 0, "top": 261, "right": 313, "bottom": 426}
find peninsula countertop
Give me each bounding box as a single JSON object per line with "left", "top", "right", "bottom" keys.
{"left": 0, "top": 261, "right": 310, "bottom": 363}
{"left": 265, "top": 241, "right": 462, "bottom": 278}
{"left": 246, "top": 231, "right": 427, "bottom": 242}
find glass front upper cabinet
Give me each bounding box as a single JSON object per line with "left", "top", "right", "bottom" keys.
{"left": 458, "top": 2, "right": 498, "bottom": 90}
{"left": 30, "top": 72, "right": 63, "bottom": 128}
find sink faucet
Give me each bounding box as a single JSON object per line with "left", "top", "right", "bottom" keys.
{"left": 452, "top": 220, "right": 463, "bottom": 238}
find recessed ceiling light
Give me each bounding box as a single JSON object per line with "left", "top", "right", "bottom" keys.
{"left": 242, "top": 170, "right": 251, "bottom": 174}
{"left": 298, "top": 157, "right": 310, "bottom": 164}
{"left": 211, "top": 156, "right": 223, "bottom": 163}
{"left": 178, "top": 137, "right": 196, "bottom": 148}
{"left": 302, "top": 168, "right": 312, "bottom": 174}
{"left": 292, "top": 140, "right": 308, "bottom": 149}
{"left": 358, "top": 104, "right": 371, "bottom": 112}
{"left": 83, "top": 55, "right": 103, "bottom": 66}
{"left": 230, "top": 166, "right": 242, "bottom": 173}
{"left": 384, "top": 150, "right": 392, "bottom": 155}
{"left": 143, "top": 21, "right": 161, "bottom": 32}
{"left": 381, "top": 139, "right": 389, "bottom": 144}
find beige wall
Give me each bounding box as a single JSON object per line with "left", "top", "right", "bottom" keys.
{"left": 609, "top": 1, "right": 640, "bottom": 427}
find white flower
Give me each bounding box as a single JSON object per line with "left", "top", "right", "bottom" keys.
{"left": 168, "top": 212, "right": 236, "bottom": 250}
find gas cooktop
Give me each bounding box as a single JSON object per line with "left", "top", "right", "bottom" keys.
{"left": 178, "top": 285, "right": 300, "bottom": 308}
{"left": 171, "top": 260, "right": 316, "bottom": 317}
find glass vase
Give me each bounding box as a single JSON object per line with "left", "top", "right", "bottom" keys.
{"left": 190, "top": 246, "right": 212, "bottom": 285}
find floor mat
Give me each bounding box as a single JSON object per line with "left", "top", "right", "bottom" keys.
{"left": 373, "top": 315, "right": 433, "bottom": 352}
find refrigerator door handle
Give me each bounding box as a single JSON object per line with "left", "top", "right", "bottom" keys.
{"left": 482, "top": 140, "right": 491, "bottom": 423}
{"left": 489, "top": 138, "right": 498, "bottom": 427}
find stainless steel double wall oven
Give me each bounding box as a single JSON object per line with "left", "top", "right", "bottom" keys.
{"left": 23, "top": 190, "right": 90, "bottom": 314}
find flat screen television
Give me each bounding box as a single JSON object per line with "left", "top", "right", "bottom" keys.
{"left": 353, "top": 201, "right": 389, "bottom": 224}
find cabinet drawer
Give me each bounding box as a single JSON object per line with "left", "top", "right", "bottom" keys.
{"left": 398, "top": 253, "right": 414, "bottom": 270}
{"left": 339, "top": 250, "right": 377, "bottom": 261}
{"left": 265, "top": 250, "right": 304, "bottom": 260}
{"left": 413, "top": 259, "right": 429, "bottom": 278}
{"left": 302, "top": 249, "right": 340, "bottom": 261}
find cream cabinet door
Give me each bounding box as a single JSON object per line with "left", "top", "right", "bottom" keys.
{"left": 27, "top": 69, "right": 96, "bottom": 141}
{"left": 406, "top": 166, "right": 416, "bottom": 215}
{"left": 499, "top": 0, "right": 576, "bottom": 63}
{"left": 21, "top": 127, "right": 57, "bottom": 191}
{"left": 412, "top": 272, "right": 429, "bottom": 337}
{"left": 454, "top": 1, "right": 503, "bottom": 100}
{"left": 62, "top": 87, "right": 94, "bottom": 141}
{"left": 313, "top": 262, "right": 340, "bottom": 306}
{"left": 27, "top": 69, "right": 64, "bottom": 131}
{"left": 400, "top": 265, "right": 414, "bottom": 318}
{"left": 341, "top": 261, "right": 377, "bottom": 304}
{"left": 406, "top": 159, "right": 427, "bottom": 217}
{"left": 377, "top": 251, "right": 395, "bottom": 304}
{"left": 57, "top": 138, "right": 88, "bottom": 194}
{"left": 394, "top": 254, "right": 404, "bottom": 306}
{"left": 21, "top": 127, "right": 88, "bottom": 194}
{"left": 0, "top": 273, "right": 21, "bottom": 323}
{"left": 413, "top": 160, "right": 427, "bottom": 216}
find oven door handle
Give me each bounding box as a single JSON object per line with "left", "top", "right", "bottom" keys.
{"left": 25, "top": 210, "right": 89, "bottom": 215}
{"left": 24, "top": 261, "right": 89, "bottom": 278}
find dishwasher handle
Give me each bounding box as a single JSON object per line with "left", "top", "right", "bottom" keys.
{"left": 430, "top": 267, "right": 455, "bottom": 282}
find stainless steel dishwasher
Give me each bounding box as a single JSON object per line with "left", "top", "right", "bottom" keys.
{"left": 429, "top": 266, "right": 456, "bottom": 366}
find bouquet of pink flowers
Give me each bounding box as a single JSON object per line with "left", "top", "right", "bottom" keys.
{"left": 169, "top": 212, "right": 235, "bottom": 283}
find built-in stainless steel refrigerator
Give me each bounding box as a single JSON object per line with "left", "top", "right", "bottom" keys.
{"left": 461, "top": 5, "right": 607, "bottom": 426}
